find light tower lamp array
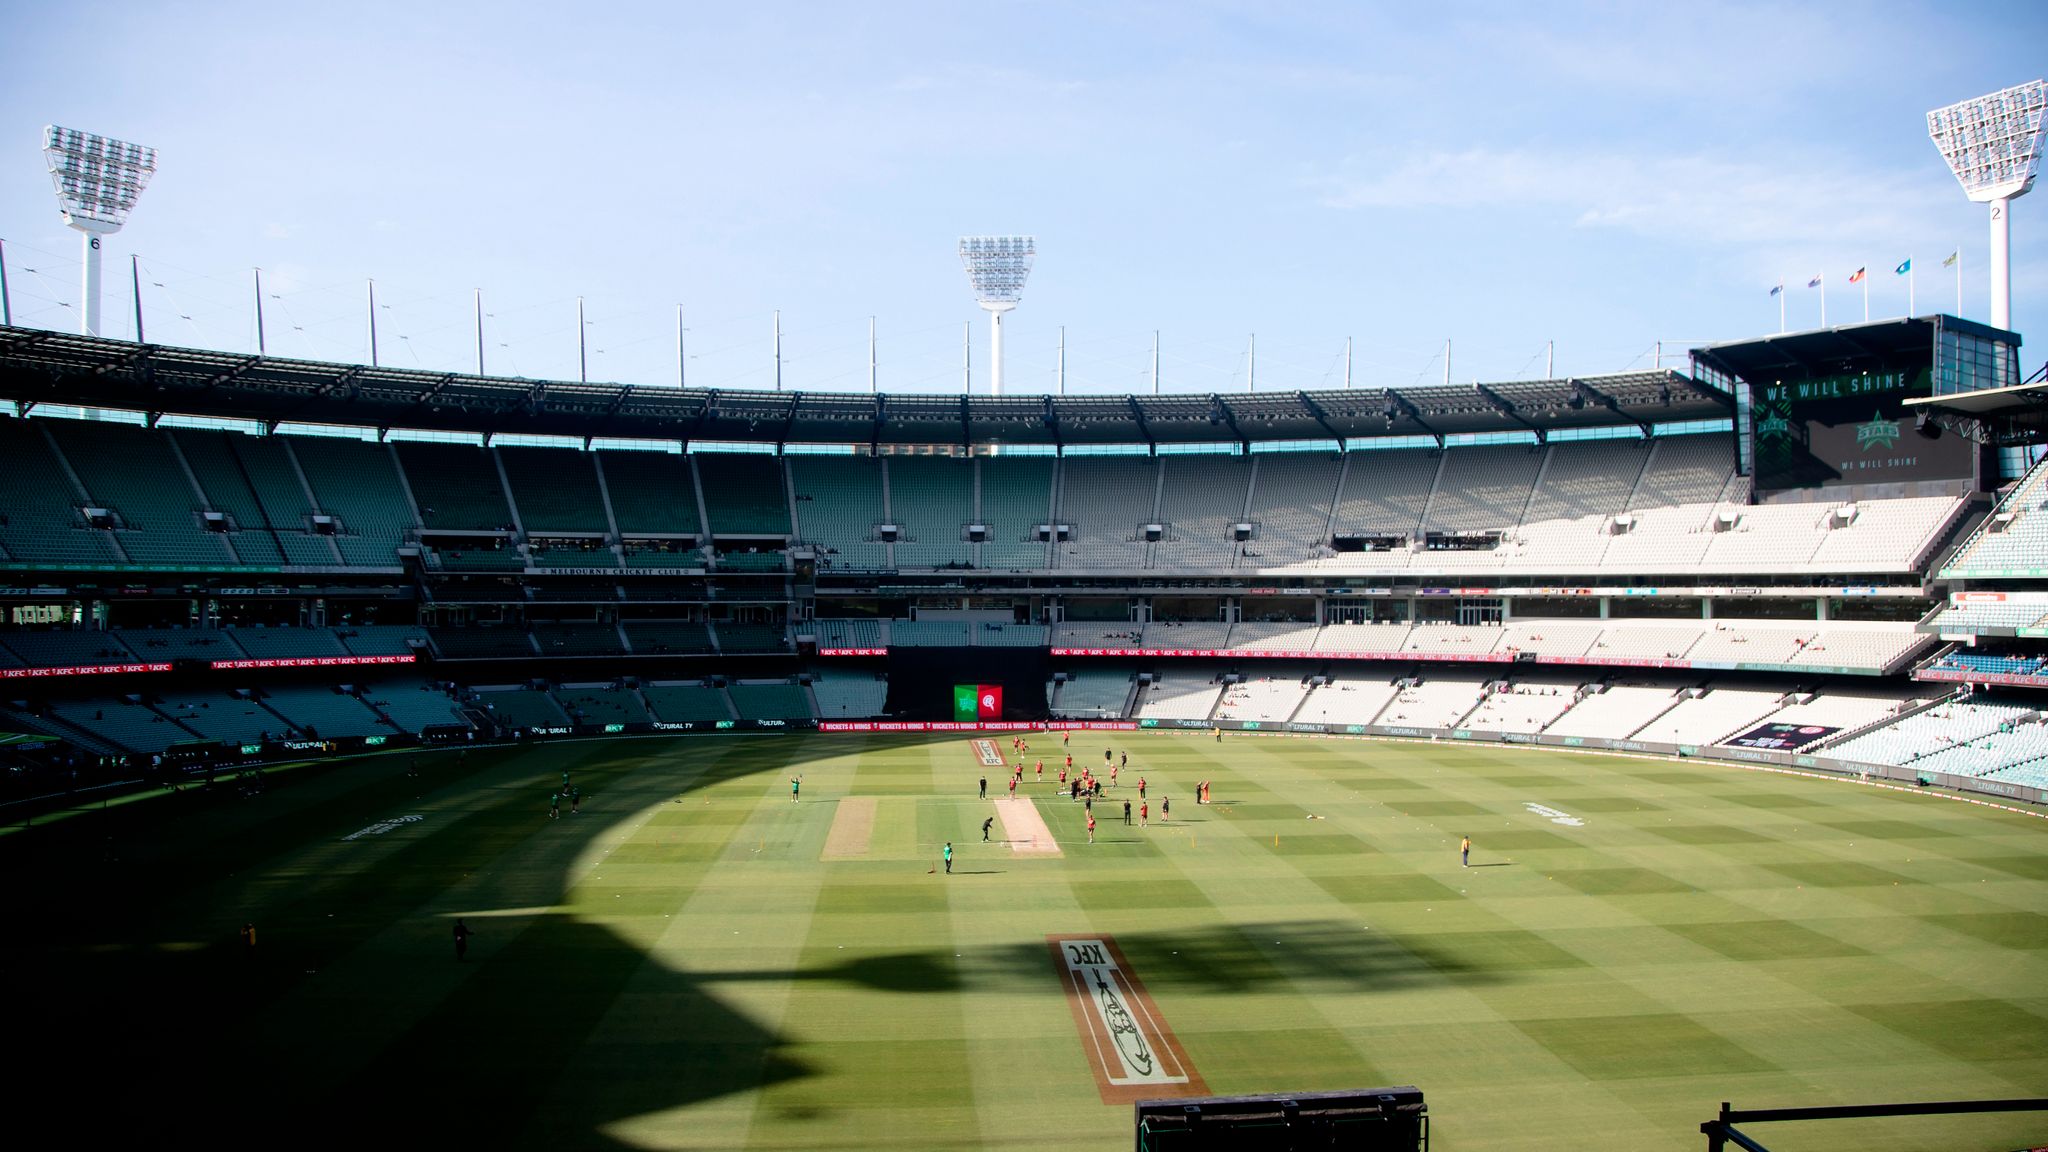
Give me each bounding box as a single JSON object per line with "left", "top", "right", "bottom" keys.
{"left": 959, "top": 235, "right": 1034, "bottom": 396}
{"left": 41, "top": 125, "right": 157, "bottom": 338}
{"left": 1927, "top": 79, "right": 2047, "bottom": 331}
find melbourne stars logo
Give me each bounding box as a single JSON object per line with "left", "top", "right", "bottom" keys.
{"left": 1755, "top": 412, "right": 1793, "bottom": 441}
{"left": 1855, "top": 411, "right": 1900, "bottom": 452}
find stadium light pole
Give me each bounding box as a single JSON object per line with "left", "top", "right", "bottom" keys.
{"left": 1927, "top": 80, "right": 2048, "bottom": 330}
{"left": 130, "top": 254, "right": 144, "bottom": 342}
{"left": 959, "top": 236, "right": 1034, "bottom": 396}
{"left": 42, "top": 126, "right": 157, "bottom": 338}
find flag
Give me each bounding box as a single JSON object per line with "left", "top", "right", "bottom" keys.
{"left": 1895, "top": 258, "right": 1912, "bottom": 275}
{"left": 1808, "top": 275, "right": 1823, "bottom": 288}
{"left": 1848, "top": 267, "right": 1866, "bottom": 283}
{"left": 1942, "top": 251, "right": 1958, "bottom": 268}
{"left": 1769, "top": 283, "right": 1783, "bottom": 297}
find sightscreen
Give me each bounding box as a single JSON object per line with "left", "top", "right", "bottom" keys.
{"left": 884, "top": 646, "right": 1049, "bottom": 721}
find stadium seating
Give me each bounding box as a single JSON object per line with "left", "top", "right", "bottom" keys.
{"left": 155, "top": 691, "right": 277, "bottom": 744}
{"left": 286, "top": 435, "right": 417, "bottom": 566}
{"left": 471, "top": 686, "right": 572, "bottom": 729}
{"left": 1242, "top": 455, "right": 1341, "bottom": 567}
{"left": 1053, "top": 622, "right": 1147, "bottom": 650}
{"left": 978, "top": 457, "right": 1055, "bottom": 569}
{"left": 1460, "top": 677, "right": 1585, "bottom": 733}
{"left": 531, "top": 622, "right": 627, "bottom": 657}
{"left": 1825, "top": 696, "right": 2038, "bottom": 768}
{"left": 429, "top": 627, "right": 538, "bottom": 660}
{"left": 1424, "top": 444, "right": 1546, "bottom": 533}
{"left": 1376, "top": 674, "right": 1489, "bottom": 728}
{"left": 1329, "top": 448, "right": 1438, "bottom": 539}
{"left": 696, "top": 455, "right": 791, "bottom": 536}
{"left": 1054, "top": 458, "right": 1157, "bottom": 570}
{"left": 1292, "top": 674, "right": 1402, "bottom": 726}
{"left": 553, "top": 684, "right": 652, "bottom": 726}
{"left": 887, "top": 456, "right": 976, "bottom": 568}
{"left": 394, "top": 442, "right": 514, "bottom": 532}
{"left": 623, "top": 622, "right": 714, "bottom": 655}
{"left": 1927, "top": 602, "right": 2048, "bottom": 632}
{"left": 362, "top": 680, "right": 470, "bottom": 734}
{"left": 1153, "top": 457, "right": 1255, "bottom": 569}
{"left": 1542, "top": 682, "right": 1683, "bottom": 739}
{"left": 1315, "top": 622, "right": 1416, "bottom": 653}
{"left": 810, "top": 669, "right": 888, "bottom": 719}
{"left": 259, "top": 685, "right": 389, "bottom": 738}
{"left": 337, "top": 625, "right": 428, "bottom": 657}
{"left": 714, "top": 621, "right": 790, "bottom": 653}
{"left": 888, "top": 620, "right": 971, "bottom": 647}
{"left": 790, "top": 457, "right": 888, "bottom": 570}
{"left": 1942, "top": 452, "right": 2048, "bottom": 577}
{"left": 46, "top": 422, "right": 231, "bottom": 566}
{"left": 1631, "top": 685, "right": 1788, "bottom": 744}
{"left": 1229, "top": 622, "right": 1323, "bottom": 651}
{"left": 499, "top": 446, "right": 610, "bottom": 535}
{"left": 1136, "top": 670, "right": 1223, "bottom": 720}
{"left": 169, "top": 430, "right": 288, "bottom": 565}
{"left": 811, "top": 619, "right": 885, "bottom": 648}
{"left": 48, "top": 697, "right": 194, "bottom": 753}
{"left": 592, "top": 450, "right": 704, "bottom": 536}
{"left": 114, "top": 629, "right": 246, "bottom": 661}
{"left": 1213, "top": 675, "right": 1310, "bottom": 722}
{"left": 1051, "top": 668, "right": 1134, "bottom": 718}
{"left": 973, "top": 622, "right": 1048, "bottom": 646}
{"left": 727, "top": 681, "right": 811, "bottom": 720}
{"left": 1, "top": 630, "right": 138, "bottom": 667}
{"left": 0, "top": 418, "right": 121, "bottom": 564}
{"left": 642, "top": 682, "right": 733, "bottom": 722}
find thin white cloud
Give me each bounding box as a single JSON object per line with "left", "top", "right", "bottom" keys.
{"left": 1312, "top": 147, "right": 1955, "bottom": 253}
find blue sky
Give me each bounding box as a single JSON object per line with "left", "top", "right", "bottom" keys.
{"left": 1, "top": 1, "right": 2043, "bottom": 397}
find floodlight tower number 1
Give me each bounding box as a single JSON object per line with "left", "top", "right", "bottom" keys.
{"left": 42, "top": 125, "right": 159, "bottom": 339}
{"left": 960, "top": 236, "right": 1035, "bottom": 396}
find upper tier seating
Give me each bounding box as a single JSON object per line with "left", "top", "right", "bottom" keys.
{"left": 500, "top": 446, "right": 609, "bottom": 535}
{"left": 48, "top": 421, "right": 231, "bottom": 566}
{"left": 1153, "top": 457, "right": 1254, "bottom": 569}
{"left": 888, "top": 456, "right": 975, "bottom": 568}
{"left": 0, "top": 419, "right": 120, "bottom": 564}
{"left": 1942, "top": 452, "right": 2048, "bottom": 577}
{"left": 597, "top": 450, "right": 704, "bottom": 536}
{"left": 696, "top": 455, "right": 790, "bottom": 535}
{"left": 1242, "top": 455, "right": 1342, "bottom": 567}
{"left": 1055, "top": 458, "right": 1157, "bottom": 570}
{"left": 790, "top": 457, "right": 888, "bottom": 570}
{"left": 171, "top": 429, "right": 287, "bottom": 565}
{"left": 395, "top": 442, "right": 514, "bottom": 532}
{"left": 287, "top": 435, "right": 417, "bottom": 566}
{"left": 978, "top": 458, "right": 1054, "bottom": 570}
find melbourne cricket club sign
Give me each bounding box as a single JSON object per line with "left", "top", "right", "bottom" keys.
{"left": 1048, "top": 934, "right": 1206, "bottom": 1103}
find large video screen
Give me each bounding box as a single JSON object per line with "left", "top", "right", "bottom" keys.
{"left": 1752, "top": 368, "right": 1972, "bottom": 491}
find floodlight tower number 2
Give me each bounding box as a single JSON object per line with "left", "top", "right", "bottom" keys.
{"left": 1927, "top": 81, "right": 2047, "bottom": 331}
{"left": 42, "top": 125, "right": 158, "bottom": 338}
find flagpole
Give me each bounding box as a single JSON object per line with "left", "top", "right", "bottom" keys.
{"left": 1862, "top": 272, "right": 1869, "bottom": 323}
{"left": 1956, "top": 250, "right": 1963, "bottom": 317}
{"left": 1908, "top": 258, "right": 1915, "bottom": 317}
{"left": 1779, "top": 278, "right": 1785, "bottom": 333}
{"left": 1820, "top": 277, "right": 1827, "bottom": 328}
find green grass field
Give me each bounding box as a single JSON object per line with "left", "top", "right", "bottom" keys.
{"left": 11, "top": 731, "right": 2048, "bottom": 1150}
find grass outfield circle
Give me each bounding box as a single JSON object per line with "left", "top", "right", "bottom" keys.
{"left": 12, "top": 730, "right": 2048, "bottom": 1150}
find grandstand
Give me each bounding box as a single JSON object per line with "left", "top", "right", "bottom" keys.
{"left": 0, "top": 313, "right": 2040, "bottom": 807}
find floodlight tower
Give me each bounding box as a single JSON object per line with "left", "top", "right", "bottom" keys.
{"left": 1927, "top": 80, "right": 2047, "bottom": 330}
{"left": 42, "top": 126, "right": 158, "bottom": 338}
{"left": 959, "top": 236, "right": 1034, "bottom": 395}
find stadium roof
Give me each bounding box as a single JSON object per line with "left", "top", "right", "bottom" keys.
{"left": 1690, "top": 314, "right": 2019, "bottom": 384}
{"left": 0, "top": 326, "right": 1728, "bottom": 447}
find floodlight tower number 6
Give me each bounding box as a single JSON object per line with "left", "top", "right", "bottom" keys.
{"left": 42, "top": 125, "right": 158, "bottom": 338}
